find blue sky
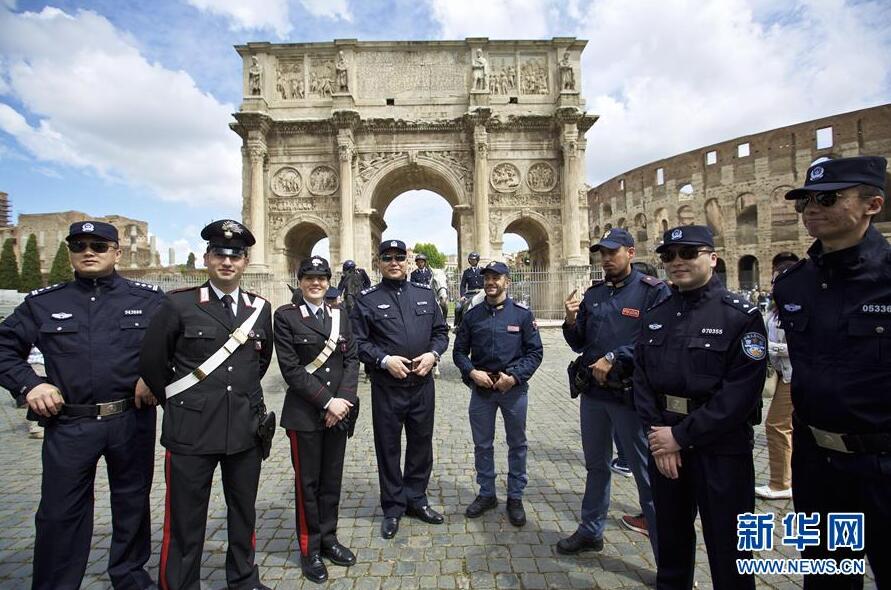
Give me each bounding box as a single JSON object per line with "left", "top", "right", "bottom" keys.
{"left": 1, "top": 0, "right": 890, "bottom": 264}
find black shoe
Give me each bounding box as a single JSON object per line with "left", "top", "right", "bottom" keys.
{"left": 381, "top": 516, "right": 400, "bottom": 539}
{"left": 321, "top": 541, "right": 356, "bottom": 566}
{"left": 405, "top": 504, "right": 444, "bottom": 524}
{"left": 506, "top": 498, "right": 526, "bottom": 526}
{"left": 555, "top": 531, "right": 604, "bottom": 555}
{"left": 300, "top": 554, "right": 328, "bottom": 584}
{"left": 465, "top": 495, "right": 498, "bottom": 518}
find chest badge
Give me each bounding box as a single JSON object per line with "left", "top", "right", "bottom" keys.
{"left": 621, "top": 307, "right": 640, "bottom": 318}
{"left": 377, "top": 304, "right": 391, "bottom": 309}
{"left": 784, "top": 303, "right": 802, "bottom": 312}
{"left": 417, "top": 301, "right": 428, "bottom": 305}
{"left": 51, "top": 312, "right": 73, "bottom": 320}
{"left": 507, "top": 325, "right": 520, "bottom": 332}
{"left": 701, "top": 327, "right": 723, "bottom": 335}
{"left": 124, "top": 309, "right": 143, "bottom": 316}
{"left": 648, "top": 323, "right": 662, "bottom": 330}
{"left": 741, "top": 332, "right": 767, "bottom": 361}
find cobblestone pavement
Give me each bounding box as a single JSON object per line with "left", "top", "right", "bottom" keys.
{"left": 0, "top": 329, "right": 876, "bottom": 589}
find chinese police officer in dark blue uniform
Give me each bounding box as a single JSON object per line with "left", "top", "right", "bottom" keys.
{"left": 558, "top": 228, "right": 669, "bottom": 558}
{"left": 634, "top": 225, "right": 767, "bottom": 590}
{"left": 453, "top": 261, "right": 543, "bottom": 527}
{"left": 409, "top": 253, "right": 433, "bottom": 285}
{"left": 773, "top": 156, "right": 890, "bottom": 589}
{"left": 0, "top": 221, "right": 163, "bottom": 590}
{"left": 350, "top": 240, "right": 450, "bottom": 540}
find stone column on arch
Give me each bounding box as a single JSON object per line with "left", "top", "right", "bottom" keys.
{"left": 472, "top": 124, "right": 491, "bottom": 260}
{"left": 247, "top": 141, "right": 268, "bottom": 270}
{"left": 561, "top": 124, "right": 585, "bottom": 264}
{"left": 337, "top": 129, "right": 356, "bottom": 264}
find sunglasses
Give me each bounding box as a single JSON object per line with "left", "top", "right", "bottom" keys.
{"left": 794, "top": 191, "right": 843, "bottom": 213}
{"left": 659, "top": 246, "right": 714, "bottom": 263}
{"left": 380, "top": 254, "right": 407, "bottom": 263}
{"left": 67, "top": 240, "right": 116, "bottom": 254}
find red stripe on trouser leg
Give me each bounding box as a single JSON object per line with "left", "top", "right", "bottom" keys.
{"left": 287, "top": 430, "right": 310, "bottom": 556}
{"left": 159, "top": 450, "right": 172, "bottom": 590}
{"left": 251, "top": 530, "right": 256, "bottom": 550}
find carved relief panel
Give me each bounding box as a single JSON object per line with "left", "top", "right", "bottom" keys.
{"left": 488, "top": 54, "right": 517, "bottom": 95}
{"left": 275, "top": 58, "right": 305, "bottom": 100}
{"left": 271, "top": 167, "right": 303, "bottom": 196}
{"left": 490, "top": 163, "right": 522, "bottom": 193}
{"left": 526, "top": 162, "right": 557, "bottom": 192}
{"left": 519, "top": 54, "right": 549, "bottom": 95}
{"left": 308, "top": 56, "right": 335, "bottom": 98}
{"left": 309, "top": 165, "right": 339, "bottom": 195}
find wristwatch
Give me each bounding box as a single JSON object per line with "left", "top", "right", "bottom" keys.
{"left": 604, "top": 351, "right": 616, "bottom": 364}
{"left": 431, "top": 351, "right": 441, "bottom": 365}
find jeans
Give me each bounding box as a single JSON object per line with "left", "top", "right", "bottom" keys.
{"left": 579, "top": 395, "right": 658, "bottom": 557}
{"left": 468, "top": 386, "right": 528, "bottom": 499}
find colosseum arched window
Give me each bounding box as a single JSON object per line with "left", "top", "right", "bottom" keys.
{"left": 634, "top": 213, "right": 648, "bottom": 243}
{"left": 704, "top": 198, "right": 725, "bottom": 242}
{"left": 677, "top": 205, "right": 695, "bottom": 226}
{"left": 771, "top": 186, "right": 798, "bottom": 242}
{"left": 654, "top": 207, "right": 669, "bottom": 234}
{"left": 736, "top": 193, "right": 759, "bottom": 244}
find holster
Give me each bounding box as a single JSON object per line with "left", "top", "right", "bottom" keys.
{"left": 257, "top": 411, "right": 276, "bottom": 460}
{"left": 567, "top": 356, "right": 589, "bottom": 399}
{"left": 603, "top": 377, "right": 634, "bottom": 407}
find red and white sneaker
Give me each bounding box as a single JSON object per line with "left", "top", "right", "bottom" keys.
{"left": 621, "top": 513, "right": 648, "bottom": 536}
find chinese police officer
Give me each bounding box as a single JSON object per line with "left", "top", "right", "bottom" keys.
{"left": 634, "top": 225, "right": 767, "bottom": 589}
{"left": 410, "top": 253, "right": 433, "bottom": 285}
{"left": 453, "top": 261, "right": 543, "bottom": 526}
{"left": 140, "top": 219, "right": 273, "bottom": 590}
{"left": 773, "top": 156, "right": 889, "bottom": 589}
{"left": 0, "top": 220, "right": 163, "bottom": 590}
{"left": 275, "top": 256, "right": 359, "bottom": 584}
{"left": 349, "top": 239, "right": 450, "bottom": 539}
{"left": 558, "top": 228, "right": 669, "bottom": 557}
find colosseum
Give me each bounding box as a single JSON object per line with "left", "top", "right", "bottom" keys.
{"left": 587, "top": 103, "right": 891, "bottom": 291}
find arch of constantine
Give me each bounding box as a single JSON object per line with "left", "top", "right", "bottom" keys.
{"left": 230, "top": 38, "right": 596, "bottom": 275}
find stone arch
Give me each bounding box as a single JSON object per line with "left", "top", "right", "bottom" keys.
{"left": 602, "top": 203, "right": 613, "bottom": 218}
{"left": 276, "top": 216, "right": 334, "bottom": 274}
{"left": 736, "top": 193, "right": 758, "bottom": 244}
{"left": 715, "top": 257, "right": 727, "bottom": 286}
{"left": 633, "top": 213, "right": 648, "bottom": 244}
{"left": 704, "top": 198, "right": 725, "bottom": 239}
{"left": 654, "top": 207, "right": 669, "bottom": 234}
{"left": 500, "top": 210, "right": 553, "bottom": 270}
{"left": 616, "top": 217, "right": 627, "bottom": 230}
{"left": 771, "top": 186, "right": 798, "bottom": 242}
{"left": 593, "top": 225, "right": 602, "bottom": 240}
{"left": 738, "top": 255, "right": 759, "bottom": 290}
{"left": 873, "top": 171, "right": 891, "bottom": 227}
{"left": 677, "top": 205, "right": 695, "bottom": 226}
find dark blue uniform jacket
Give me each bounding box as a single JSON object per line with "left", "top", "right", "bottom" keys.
{"left": 453, "top": 297, "right": 543, "bottom": 391}
{"left": 0, "top": 272, "right": 164, "bottom": 403}
{"left": 772, "top": 225, "right": 891, "bottom": 435}
{"left": 460, "top": 266, "right": 485, "bottom": 297}
{"left": 410, "top": 267, "right": 433, "bottom": 285}
{"left": 563, "top": 269, "right": 670, "bottom": 401}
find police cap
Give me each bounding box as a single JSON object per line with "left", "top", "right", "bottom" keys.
{"left": 785, "top": 156, "right": 887, "bottom": 199}
{"left": 379, "top": 239, "right": 407, "bottom": 254}
{"left": 656, "top": 225, "right": 715, "bottom": 253}
{"left": 298, "top": 256, "right": 332, "bottom": 279}
{"left": 415, "top": 253, "right": 428, "bottom": 261}
{"left": 67, "top": 220, "right": 119, "bottom": 243}
{"left": 482, "top": 260, "right": 510, "bottom": 277}
{"left": 468, "top": 251, "right": 480, "bottom": 260}
{"left": 590, "top": 227, "right": 634, "bottom": 252}
{"left": 201, "top": 219, "right": 255, "bottom": 256}
{"left": 342, "top": 260, "right": 356, "bottom": 271}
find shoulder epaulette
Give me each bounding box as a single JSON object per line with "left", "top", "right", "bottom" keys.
{"left": 772, "top": 259, "right": 806, "bottom": 283}
{"left": 360, "top": 284, "right": 378, "bottom": 296}
{"left": 645, "top": 291, "right": 673, "bottom": 313}
{"left": 588, "top": 279, "right": 605, "bottom": 290}
{"left": 167, "top": 286, "right": 199, "bottom": 295}
{"left": 722, "top": 293, "right": 759, "bottom": 314}
{"left": 27, "top": 283, "right": 66, "bottom": 297}
{"left": 128, "top": 280, "right": 159, "bottom": 292}
{"left": 513, "top": 300, "right": 529, "bottom": 310}
{"left": 244, "top": 290, "right": 267, "bottom": 302}
{"left": 411, "top": 282, "right": 431, "bottom": 290}
{"left": 640, "top": 275, "right": 664, "bottom": 287}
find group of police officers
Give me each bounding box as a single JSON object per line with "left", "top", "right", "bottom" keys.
{"left": 0, "top": 154, "right": 887, "bottom": 589}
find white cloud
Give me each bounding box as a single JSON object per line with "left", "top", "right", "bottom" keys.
{"left": 429, "top": 0, "right": 551, "bottom": 39}
{"left": 299, "top": 0, "right": 352, "bottom": 21}
{"left": 0, "top": 6, "right": 242, "bottom": 206}
{"left": 186, "top": 0, "right": 293, "bottom": 38}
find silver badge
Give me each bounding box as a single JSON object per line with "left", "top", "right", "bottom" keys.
{"left": 417, "top": 301, "right": 427, "bottom": 305}
{"left": 784, "top": 303, "right": 802, "bottom": 312}
{"left": 51, "top": 312, "right": 73, "bottom": 320}
{"left": 377, "top": 304, "right": 390, "bottom": 309}
{"left": 809, "top": 166, "right": 824, "bottom": 181}
{"left": 671, "top": 229, "right": 683, "bottom": 240}
{"left": 311, "top": 258, "right": 322, "bottom": 267}
{"left": 82, "top": 222, "right": 94, "bottom": 232}
{"left": 649, "top": 323, "right": 662, "bottom": 330}
{"left": 390, "top": 241, "right": 398, "bottom": 247}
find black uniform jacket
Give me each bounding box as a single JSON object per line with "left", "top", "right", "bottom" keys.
{"left": 274, "top": 293, "right": 359, "bottom": 432}
{"left": 350, "top": 278, "right": 450, "bottom": 388}
{"left": 0, "top": 272, "right": 164, "bottom": 404}
{"left": 140, "top": 282, "right": 273, "bottom": 455}
{"left": 773, "top": 225, "right": 891, "bottom": 435}
{"left": 633, "top": 275, "right": 768, "bottom": 454}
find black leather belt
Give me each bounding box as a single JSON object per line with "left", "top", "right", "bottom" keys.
{"left": 807, "top": 424, "right": 891, "bottom": 454}
{"left": 61, "top": 398, "right": 135, "bottom": 418}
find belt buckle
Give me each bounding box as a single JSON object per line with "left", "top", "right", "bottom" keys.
{"left": 809, "top": 426, "right": 852, "bottom": 454}
{"left": 97, "top": 400, "right": 122, "bottom": 417}
{"left": 665, "top": 395, "right": 689, "bottom": 415}
{"left": 231, "top": 329, "right": 248, "bottom": 344}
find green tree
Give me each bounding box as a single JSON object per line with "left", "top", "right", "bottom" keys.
{"left": 413, "top": 243, "right": 447, "bottom": 268}
{"left": 0, "top": 238, "right": 20, "bottom": 291}
{"left": 186, "top": 252, "right": 196, "bottom": 269}
{"left": 20, "top": 234, "right": 44, "bottom": 292}
{"left": 47, "top": 241, "right": 74, "bottom": 284}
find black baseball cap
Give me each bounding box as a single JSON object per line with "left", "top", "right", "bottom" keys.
{"left": 298, "top": 256, "right": 332, "bottom": 279}
{"left": 656, "top": 225, "right": 715, "bottom": 253}
{"left": 785, "top": 156, "right": 887, "bottom": 199}
{"left": 482, "top": 261, "right": 510, "bottom": 277}
{"left": 67, "top": 221, "right": 118, "bottom": 243}
{"left": 590, "top": 227, "right": 634, "bottom": 252}
{"left": 379, "top": 239, "right": 407, "bottom": 254}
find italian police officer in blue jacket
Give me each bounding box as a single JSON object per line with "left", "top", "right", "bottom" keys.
{"left": 773, "top": 156, "right": 890, "bottom": 589}
{"left": 557, "top": 228, "right": 669, "bottom": 557}
{"left": 350, "top": 240, "right": 450, "bottom": 540}
{"left": 0, "top": 221, "right": 163, "bottom": 590}
{"left": 453, "top": 261, "right": 543, "bottom": 526}
{"left": 634, "top": 225, "right": 767, "bottom": 590}
{"left": 410, "top": 253, "right": 433, "bottom": 285}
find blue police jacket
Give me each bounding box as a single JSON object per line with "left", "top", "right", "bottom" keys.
{"left": 410, "top": 267, "right": 433, "bottom": 285}
{"left": 563, "top": 268, "right": 670, "bottom": 400}
{"left": 633, "top": 275, "right": 768, "bottom": 454}
{"left": 0, "top": 272, "right": 164, "bottom": 404}
{"left": 773, "top": 224, "right": 891, "bottom": 435}
{"left": 460, "top": 266, "right": 485, "bottom": 297}
{"left": 453, "top": 296, "right": 543, "bottom": 391}
{"left": 350, "top": 277, "right": 450, "bottom": 388}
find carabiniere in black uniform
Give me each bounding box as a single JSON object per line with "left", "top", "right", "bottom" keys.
{"left": 0, "top": 220, "right": 163, "bottom": 590}
{"left": 634, "top": 225, "right": 767, "bottom": 590}
{"left": 140, "top": 220, "right": 273, "bottom": 590}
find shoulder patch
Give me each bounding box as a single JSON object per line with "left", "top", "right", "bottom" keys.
{"left": 411, "top": 282, "right": 431, "bottom": 290}
{"left": 243, "top": 290, "right": 267, "bottom": 302}
{"left": 722, "top": 293, "right": 759, "bottom": 314}
{"left": 513, "top": 299, "right": 529, "bottom": 310}
{"left": 640, "top": 275, "right": 664, "bottom": 287}
{"left": 741, "top": 332, "right": 767, "bottom": 361}
{"left": 27, "top": 282, "right": 66, "bottom": 297}
{"left": 772, "top": 259, "right": 806, "bottom": 283}
{"left": 128, "top": 280, "right": 159, "bottom": 292}
{"left": 360, "top": 284, "right": 378, "bottom": 296}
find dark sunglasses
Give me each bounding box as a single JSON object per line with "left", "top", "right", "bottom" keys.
{"left": 67, "top": 240, "right": 116, "bottom": 254}
{"left": 794, "top": 191, "right": 843, "bottom": 213}
{"left": 658, "top": 246, "right": 713, "bottom": 263}
{"left": 380, "top": 254, "right": 407, "bottom": 263}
